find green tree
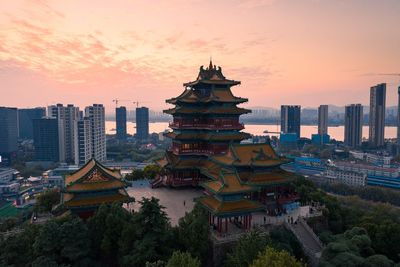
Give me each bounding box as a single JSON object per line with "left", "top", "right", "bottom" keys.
{"left": 250, "top": 246, "right": 305, "bottom": 267}
{"left": 224, "top": 230, "right": 269, "bottom": 267}
{"left": 34, "top": 189, "right": 61, "bottom": 212}
{"left": 175, "top": 204, "right": 209, "bottom": 262}
{"left": 31, "top": 256, "right": 58, "bottom": 267}
{"left": 145, "top": 260, "right": 166, "bottom": 267}
{"left": 363, "top": 255, "right": 394, "bottom": 267}
{"left": 143, "top": 164, "right": 161, "bottom": 179}
{"left": 166, "top": 251, "right": 200, "bottom": 267}
{"left": 125, "top": 169, "right": 145, "bottom": 181}
{"left": 33, "top": 216, "right": 91, "bottom": 264}
{"left": 87, "top": 204, "right": 132, "bottom": 265}
{"left": 121, "top": 197, "right": 173, "bottom": 267}
{"left": 0, "top": 224, "right": 40, "bottom": 266}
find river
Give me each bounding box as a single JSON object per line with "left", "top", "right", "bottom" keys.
{"left": 105, "top": 121, "right": 397, "bottom": 142}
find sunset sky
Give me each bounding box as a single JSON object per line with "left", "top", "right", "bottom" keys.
{"left": 1, "top": 0, "right": 399, "bottom": 111}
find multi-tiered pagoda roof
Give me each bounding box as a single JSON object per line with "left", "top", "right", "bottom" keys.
{"left": 156, "top": 61, "right": 251, "bottom": 187}
{"left": 154, "top": 62, "right": 299, "bottom": 234}
{"left": 62, "top": 159, "right": 133, "bottom": 218}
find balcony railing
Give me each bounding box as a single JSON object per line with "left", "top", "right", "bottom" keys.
{"left": 171, "top": 147, "right": 214, "bottom": 155}
{"left": 169, "top": 122, "right": 244, "bottom": 130}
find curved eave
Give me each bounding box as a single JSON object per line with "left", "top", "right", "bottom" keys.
{"left": 167, "top": 98, "right": 248, "bottom": 105}
{"left": 197, "top": 196, "right": 264, "bottom": 217}
{"left": 163, "top": 108, "right": 251, "bottom": 116}
{"left": 64, "top": 185, "right": 127, "bottom": 194}
{"left": 164, "top": 132, "right": 250, "bottom": 141}
{"left": 245, "top": 179, "right": 292, "bottom": 187}
{"left": 183, "top": 79, "right": 241, "bottom": 87}
{"left": 65, "top": 197, "right": 135, "bottom": 209}
{"left": 201, "top": 182, "right": 255, "bottom": 195}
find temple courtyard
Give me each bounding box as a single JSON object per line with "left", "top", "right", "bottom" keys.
{"left": 124, "top": 180, "right": 320, "bottom": 228}
{"left": 125, "top": 180, "right": 203, "bottom": 225}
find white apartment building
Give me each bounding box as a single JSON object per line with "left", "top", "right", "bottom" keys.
{"left": 325, "top": 167, "right": 367, "bottom": 187}
{"left": 74, "top": 118, "right": 93, "bottom": 166}
{"left": 47, "top": 104, "right": 80, "bottom": 163}
{"left": 85, "top": 104, "right": 106, "bottom": 162}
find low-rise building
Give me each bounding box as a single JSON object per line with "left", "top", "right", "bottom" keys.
{"left": 0, "top": 168, "right": 19, "bottom": 184}
{"left": 324, "top": 167, "right": 367, "bottom": 187}
{"left": 349, "top": 151, "right": 392, "bottom": 167}
{"left": 333, "top": 161, "right": 400, "bottom": 189}
{"left": 43, "top": 164, "right": 80, "bottom": 188}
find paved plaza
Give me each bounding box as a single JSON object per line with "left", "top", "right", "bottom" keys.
{"left": 125, "top": 180, "right": 203, "bottom": 225}
{"left": 125, "top": 180, "right": 319, "bottom": 230}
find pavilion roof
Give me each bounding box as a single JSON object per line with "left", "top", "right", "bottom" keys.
{"left": 164, "top": 105, "right": 251, "bottom": 115}
{"left": 198, "top": 195, "right": 263, "bottom": 216}
{"left": 202, "top": 170, "right": 255, "bottom": 195}
{"left": 238, "top": 169, "right": 293, "bottom": 186}
{"left": 183, "top": 61, "right": 241, "bottom": 87}
{"left": 211, "top": 143, "right": 288, "bottom": 167}
{"left": 63, "top": 189, "right": 133, "bottom": 208}
{"left": 166, "top": 88, "right": 247, "bottom": 104}
{"left": 64, "top": 159, "right": 126, "bottom": 189}
{"left": 160, "top": 151, "right": 206, "bottom": 169}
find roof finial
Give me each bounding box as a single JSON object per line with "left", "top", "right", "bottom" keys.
{"left": 209, "top": 56, "right": 213, "bottom": 70}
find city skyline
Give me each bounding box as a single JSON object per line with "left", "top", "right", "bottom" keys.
{"left": 1, "top": 0, "right": 400, "bottom": 111}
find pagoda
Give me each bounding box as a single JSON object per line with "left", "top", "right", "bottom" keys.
{"left": 62, "top": 159, "right": 133, "bottom": 218}
{"left": 198, "top": 143, "right": 299, "bottom": 234}
{"left": 157, "top": 61, "right": 251, "bottom": 187}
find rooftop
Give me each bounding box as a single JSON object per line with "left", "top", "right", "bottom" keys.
{"left": 183, "top": 60, "right": 241, "bottom": 87}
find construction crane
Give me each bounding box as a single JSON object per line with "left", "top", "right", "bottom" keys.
{"left": 132, "top": 101, "right": 150, "bottom": 108}
{"left": 112, "top": 99, "right": 132, "bottom": 108}
{"left": 375, "top": 73, "right": 400, "bottom": 86}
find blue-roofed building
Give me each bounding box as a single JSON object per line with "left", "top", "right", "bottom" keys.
{"left": 311, "top": 134, "right": 330, "bottom": 145}
{"left": 293, "top": 156, "right": 326, "bottom": 172}
{"left": 279, "top": 133, "right": 298, "bottom": 151}
{"left": 334, "top": 161, "right": 400, "bottom": 189}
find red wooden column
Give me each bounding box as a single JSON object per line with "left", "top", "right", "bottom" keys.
{"left": 225, "top": 218, "right": 228, "bottom": 233}
{"left": 249, "top": 214, "right": 252, "bottom": 229}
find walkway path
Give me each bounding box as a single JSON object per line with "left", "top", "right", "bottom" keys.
{"left": 286, "top": 218, "right": 323, "bottom": 267}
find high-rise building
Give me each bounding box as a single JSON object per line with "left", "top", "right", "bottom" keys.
{"left": 136, "top": 107, "right": 149, "bottom": 142}
{"left": 318, "top": 105, "right": 328, "bottom": 136}
{"left": 397, "top": 86, "right": 400, "bottom": 154}
{"left": 344, "top": 104, "right": 363, "bottom": 148}
{"left": 48, "top": 104, "right": 80, "bottom": 162}
{"left": 74, "top": 118, "right": 92, "bottom": 165}
{"left": 85, "top": 104, "right": 106, "bottom": 162}
{"left": 281, "top": 105, "right": 301, "bottom": 138}
{"left": 33, "top": 117, "right": 61, "bottom": 162}
{"left": 369, "top": 83, "right": 386, "bottom": 147}
{"left": 116, "top": 106, "right": 127, "bottom": 140}
{"left": 18, "top": 108, "right": 46, "bottom": 139}
{"left": 0, "top": 107, "right": 18, "bottom": 157}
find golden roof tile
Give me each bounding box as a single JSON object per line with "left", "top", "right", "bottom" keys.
{"left": 198, "top": 196, "right": 263, "bottom": 215}
{"left": 211, "top": 143, "right": 287, "bottom": 167}
{"left": 64, "top": 189, "right": 132, "bottom": 208}
{"left": 65, "top": 159, "right": 123, "bottom": 187}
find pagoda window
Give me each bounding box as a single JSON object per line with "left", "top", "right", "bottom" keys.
{"left": 182, "top": 143, "right": 191, "bottom": 150}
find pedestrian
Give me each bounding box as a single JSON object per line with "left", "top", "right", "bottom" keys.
{"left": 183, "top": 200, "right": 186, "bottom": 206}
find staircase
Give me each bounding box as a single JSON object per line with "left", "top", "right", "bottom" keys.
{"left": 150, "top": 176, "right": 164, "bottom": 188}
{"left": 285, "top": 218, "right": 323, "bottom": 267}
